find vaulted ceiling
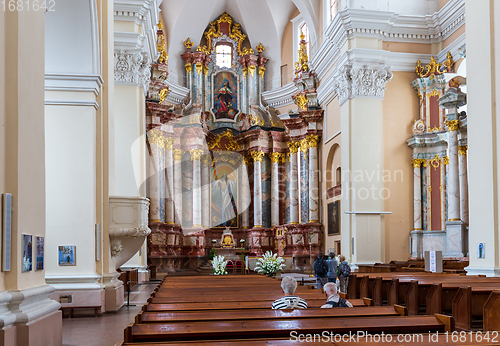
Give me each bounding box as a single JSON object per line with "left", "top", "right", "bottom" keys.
{"left": 160, "top": 0, "right": 320, "bottom": 89}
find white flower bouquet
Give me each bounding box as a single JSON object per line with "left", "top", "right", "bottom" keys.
{"left": 212, "top": 255, "right": 228, "bottom": 275}
{"left": 254, "top": 251, "right": 287, "bottom": 277}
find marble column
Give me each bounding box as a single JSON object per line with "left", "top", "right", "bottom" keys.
{"left": 190, "top": 149, "right": 204, "bottom": 228}
{"left": 269, "top": 152, "right": 282, "bottom": 227}
{"left": 299, "top": 138, "right": 309, "bottom": 223}
{"left": 411, "top": 159, "right": 424, "bottom": 230}
{"left": 308, "top": 135, "right": 320, "bottom": 223}
{"left": 447, "top": 120, "right": 460, "bottom": 221}
{"left": 251, "top": 151, "right": 265, "bottom": 228}
{"left": 164, "top": 138, "right": 175, "bottom": 224}
{"left": 148, "top": 141, "right": 161, "bottom": 222}
{"left": 173, "top": 149, "right": 183, "bottom": 225}
{"left": 288, "top": 142, "right": 299, "bottom": 224}
{"left": 459, "top": 145, "right": 469, "bottom": 225}
{"left": 201, "top": 155, "right": 211, "bottom": 228}
{"left": 241, "top": 157, "right": 251, "bottom": 228}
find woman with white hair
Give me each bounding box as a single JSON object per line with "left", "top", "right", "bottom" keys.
{"left": 271, "top": 276, "right": 308, "bottom": 309}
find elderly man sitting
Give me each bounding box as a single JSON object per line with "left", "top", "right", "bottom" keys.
{"left": 321, "top": 282, "right": 353, "bottom": 308}
{"left": 271, "top": 276, "right": 308, "bottom": 309}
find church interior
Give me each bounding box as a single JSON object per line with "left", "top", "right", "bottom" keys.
{"left": 2, "top": 0, "right": 500, "bottom": 344}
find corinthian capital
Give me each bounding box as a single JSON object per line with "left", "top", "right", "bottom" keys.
{"left": 332, "top": 65, "right": 393, "bottom": 106}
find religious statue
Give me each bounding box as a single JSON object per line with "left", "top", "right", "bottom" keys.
{"left": 211, "top": 173, "right": 237, "bottom": 227}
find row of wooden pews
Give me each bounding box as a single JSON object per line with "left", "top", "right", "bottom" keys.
{"left": 120, "top": 274, "right": 480, "bottom": 345}
{"left": 345, "top": 270, "right": 500, "bottom": 331}
{"left": 357, "top": 260, "right": 469, "bottom": 273}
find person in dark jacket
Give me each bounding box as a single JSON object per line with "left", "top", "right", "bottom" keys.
{"left": 313, "top": 251, "right": 328, "bottom": 289}
{"left": 326, "top": 252, "right": 338, "bottom": 283}
{"left": 338, "top": 255, "right": 351, "bottom": 293}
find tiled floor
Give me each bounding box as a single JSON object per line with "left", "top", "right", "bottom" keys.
{"left": 62, "top": 283, "right": 158, "bottom": 346}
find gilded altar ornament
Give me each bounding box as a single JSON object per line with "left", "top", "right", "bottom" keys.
{"left": 203, "top": 12, "right": 254, "bottom": 57}
{"left": 288, "top": 141, "right": 299, "bottom": 154}
{"left": 190, "top": 149, "right": 204, "bottom": 161}
{"left": 428, "top": 125, "right": 440, "bottom": 132}
{"left": 307, "top": 134, "right": 319, "bottom": 148}
{"left": 411, "top": 159, "right": 426, "bottom": 168}
{"left": 429, "top": 154, "right": 441, "bottom": 170}
{"left": 299, "top": 138, "right": 309, "bottom": 156}
{"left": 242, "top": 68, "right": 248, "bottom": 78}
{"left": 427, "top": 89, "right": 440, "bottom": 98}
{"left": 251, "top": 151, "right": 265, "bottom": 163}
{"left": 185, "top": 62, "right": 192, "bottom": 74}
{"left": 249, "top": 114, "right": 264, "bottom": 127}
{"left": 208, "top": 129, "right": 240, "bottom": 151}
{"left": 157, "top": 19, "right": 168, "bottom": 64}
{"left": 296, "top": 33, "right": 309, "bottom": 73}
{"left": 446, "top": 120, "right": 459, "bottom": 132}
{"left": 258, "top": 66, "right": 266, "bottom": 79}
{"left": 147, "top": 129, "right": 164, "bottom": 146}
{"left": 256, "top": 43, "right": 265, "bottom": 54}
{"left": 184, "top": 38, "right": 194, "bottom": 50}
{"left": 458, "top": 145, "right": 468, "bottom": 156}
{"left": 164, "top": 137, "right": 175, "bottom": 151}
{"left": 196, "top": 45, "right": 211, "bottom": 55}
{"left": 173, "top": 149, "right": 184, "bottom": 161}
{"left": 269, "top": 152, "right": 283, "bottom": 164}
{"left": 295, "top": 93, "right": 308, "bottom": 111}
{"left": 443, "top": 156, "right": 450, "bottom": 165}
{"left": 195, "top": 62, "right": 203, "bottom": 75}
{"left": 159, "top": 86, "right": 169, "bottom": 103}
{"left": 415, "top": 52, "right": 454, "bottom": 79}
{"left": 243, "top": 156, "right": 253, "bottom": 166}
{"left": 248, "top": 65, "right": 256, "bottom": 77}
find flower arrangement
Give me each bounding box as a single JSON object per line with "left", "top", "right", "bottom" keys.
{"left": 254, "top": 251, "right": 287, "bottom": 277}
{"left": 239, "top": 239, "right": 245, "bottom": 247}
{"left": 212, "top": 255, "right": 228, "bottom": 275}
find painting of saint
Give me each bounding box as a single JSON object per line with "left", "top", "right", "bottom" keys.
{"left": 212, "top": 71, "right": 239, "bottom": 121}
{"left": 328, "top": 201, "right": 340, "bottom": 235}
{"left": 211, "top": 166, "right": 238, "bottom": 228}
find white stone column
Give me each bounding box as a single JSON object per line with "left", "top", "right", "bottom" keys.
{"left": 251, "top": 151, "right": 265, "bottom": 228}
{"left": 164, "top": 138, "right": 175, "bottom": 224}
{"left": 201, "top": 155, "right": 211, "bottom": 228}
{"left": 269, "top": 152, "right": 282, "bottom": 227}
{"left": 173, "top": 149, "right": 183, "bottom": 225}
{"left": 147, "top": 137, "right": 161, "bottom": 222}
{"left": 241, "top": 157, "right": 251, "bottom": 228}
{"left": 447, "top": 120, "right": 460, "bottom": 221}
{"left": 459, "top": 145, "right": 469, "bottom": 225}
{"left": 411, "top": 159, "right": 424, "bottom": 230}
{"left": 190, "top": 149, "right": 203, "bottom": 228}
{"left": 288, "top": 142, "right": 299, "bottom": 224}
{"left": 308, "top": 135, "right": 320, "bottom": 223}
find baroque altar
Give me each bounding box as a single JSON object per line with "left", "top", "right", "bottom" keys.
{"left": 144, "top": 13, "right": 324, "bottom": 272}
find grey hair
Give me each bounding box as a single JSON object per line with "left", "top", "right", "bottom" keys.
{"left": 324, "top": 282, "right": 338, "bottom": 295}
{"left": 281, "top": 276, "right": 298, "bottom": 294}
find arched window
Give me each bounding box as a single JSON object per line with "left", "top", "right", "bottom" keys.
{"left": 330, "top": 0, "right": 337, "bottom": 21}
{"left": 216, "top": 43, "right": 232, "bottom": 68}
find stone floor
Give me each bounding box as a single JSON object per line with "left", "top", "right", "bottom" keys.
{"left": 62, "top": 283, "right": 158, "bottom": 346}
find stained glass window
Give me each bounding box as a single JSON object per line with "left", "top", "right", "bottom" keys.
{"left": 216, "top": 44, "right": 232, "bottom": 68}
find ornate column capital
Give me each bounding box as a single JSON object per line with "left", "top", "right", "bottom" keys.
{"left": 411, "top": 159, "right": 427, "bottom": 168}
{"left": 332, "top": 65, "right": 393, "bottom": 106}
{"left": 243, "top": 156, "right": 253, "bottom": 166}
{"left": 164, "top": 138, "right": 174, "bottom": 151}
{"left": 250, "top": 151, "right": 265, "bottom": 163}
{"left": 287, "top": 142, "right": 299, "bottom": 154}
{"left": 443, "top": 156, "right": 450, "bottom": 165}
{"left": 458, "top": 145, "right": 468, "bottom": 156}
{"left": 269, "top": 152, "right": 284, "bottom": 164}
{"left": 446, "top": 120, "right": 459, "bottom": 132}
{"left": 307, "top": 134, "right": 320, "bottom": 148}
{"left": 173, "top": 149, "right": 184, "bottom": 161}
{"left": 189, "top": 149, "right": 204, "bottom": 161}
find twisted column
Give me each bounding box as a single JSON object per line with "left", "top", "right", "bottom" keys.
{"left": 308, "top": 135, "right": 320, "bottom": 223}
{"left": 190, "top": 149, "right": 204, "bottom": 228}
{"left": 447, "top": 120, "right": 460, "bottom": 221}
{"left": 269, "top": 152, "right": 283, "bottom": 227}
{"left": 173, "top": 149, "right": 184, "bottom": 225}
{"left": 288, "top": 142, "right": 299, "bottom": 224}
{"left": 251, "top": 151, "right": 265, "bottom": 228}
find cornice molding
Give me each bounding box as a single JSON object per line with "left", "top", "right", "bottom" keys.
{"left": 262, "top": 82, "right": 298, "bottom": 109}
{"left": 311, "top": 0, "right": 465, "bottom": 81}
{"left": 164, "top": 78, "right": 190, "bottom": 105}
{"left": 45, "top": 73, "right": 103, "bottom": 95}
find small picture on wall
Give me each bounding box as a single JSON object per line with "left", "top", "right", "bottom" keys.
{"left": 22, "top": 234, "right": 32, "bottom": 272}
{"left": 58, "top": 246, "right": 76, "bottom": 266}
{"left": 328, "top": 201, "right": 340, "bottom": 236}
{"left": 36, "top": 236, "right": 44, "bottom": 271}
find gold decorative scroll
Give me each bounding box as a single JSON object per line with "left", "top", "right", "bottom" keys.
{"left": 159, "top": 86, "right": 169, "bottom": 103}
{"left": 415, "top": 52, "right": 454, "bottom": 79}
{"left": 249, "top": 114, "right": 264, "bottom": 127}
{"left": 250, "top": 150, "right": 265, "bottom": 163}
{"left": 190, "top": 149, "right": 204, "bottom": 161}
{"left": 428, "top": 154, "right": 441, "bottom": 169}
{"left": 427, "top": 89, "right": 439, "bottom": 98}
{"left": 208, "top": 129, "right": 240, "bottom": 151}
{"left": 202, "top": 12, "right": 254, "bottom": 57}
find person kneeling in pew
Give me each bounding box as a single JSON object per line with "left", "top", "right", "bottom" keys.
{"left": 321, "top": 282, "right": 353, "bottom": 308}
{"left": 272, "top": 276, "right": 308, "bottom": 309}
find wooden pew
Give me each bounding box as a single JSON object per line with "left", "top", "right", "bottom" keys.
{"left": 453, "top": 286, "right": 500, "bottom": 331}
{"left": 483, "top": 290, "right": 500, "bottom": 331}
{"left": 137, "top": 305, "right": 407, "bottom": 323}
{"left": 124, "top": 315, "right": 450, "bottom": 343}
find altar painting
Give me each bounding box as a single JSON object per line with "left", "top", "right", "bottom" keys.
{"left": 211, "top": 164, "right": 238, "bottom": 228}
{"left": 211, "top": 71, "right": 239, "bottom": 121}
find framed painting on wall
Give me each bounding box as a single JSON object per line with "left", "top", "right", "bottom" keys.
{"left": 22, "top": 234, "right": 32, "bottom": 272}
{"left": 328, "top": 201, "right": 340, "bottom": 236}
{"left": 35, "top": 236, "right": 44, "bottom": 271}
{"left": 58, "top": 245, "right": 76, "bottom": 266}
{"left": 211, "top": 71, "right": 240, "bottom": 122}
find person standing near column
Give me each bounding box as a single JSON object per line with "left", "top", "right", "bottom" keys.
{"left": 338, "top": 255, "right": 351, "bottom": 294}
